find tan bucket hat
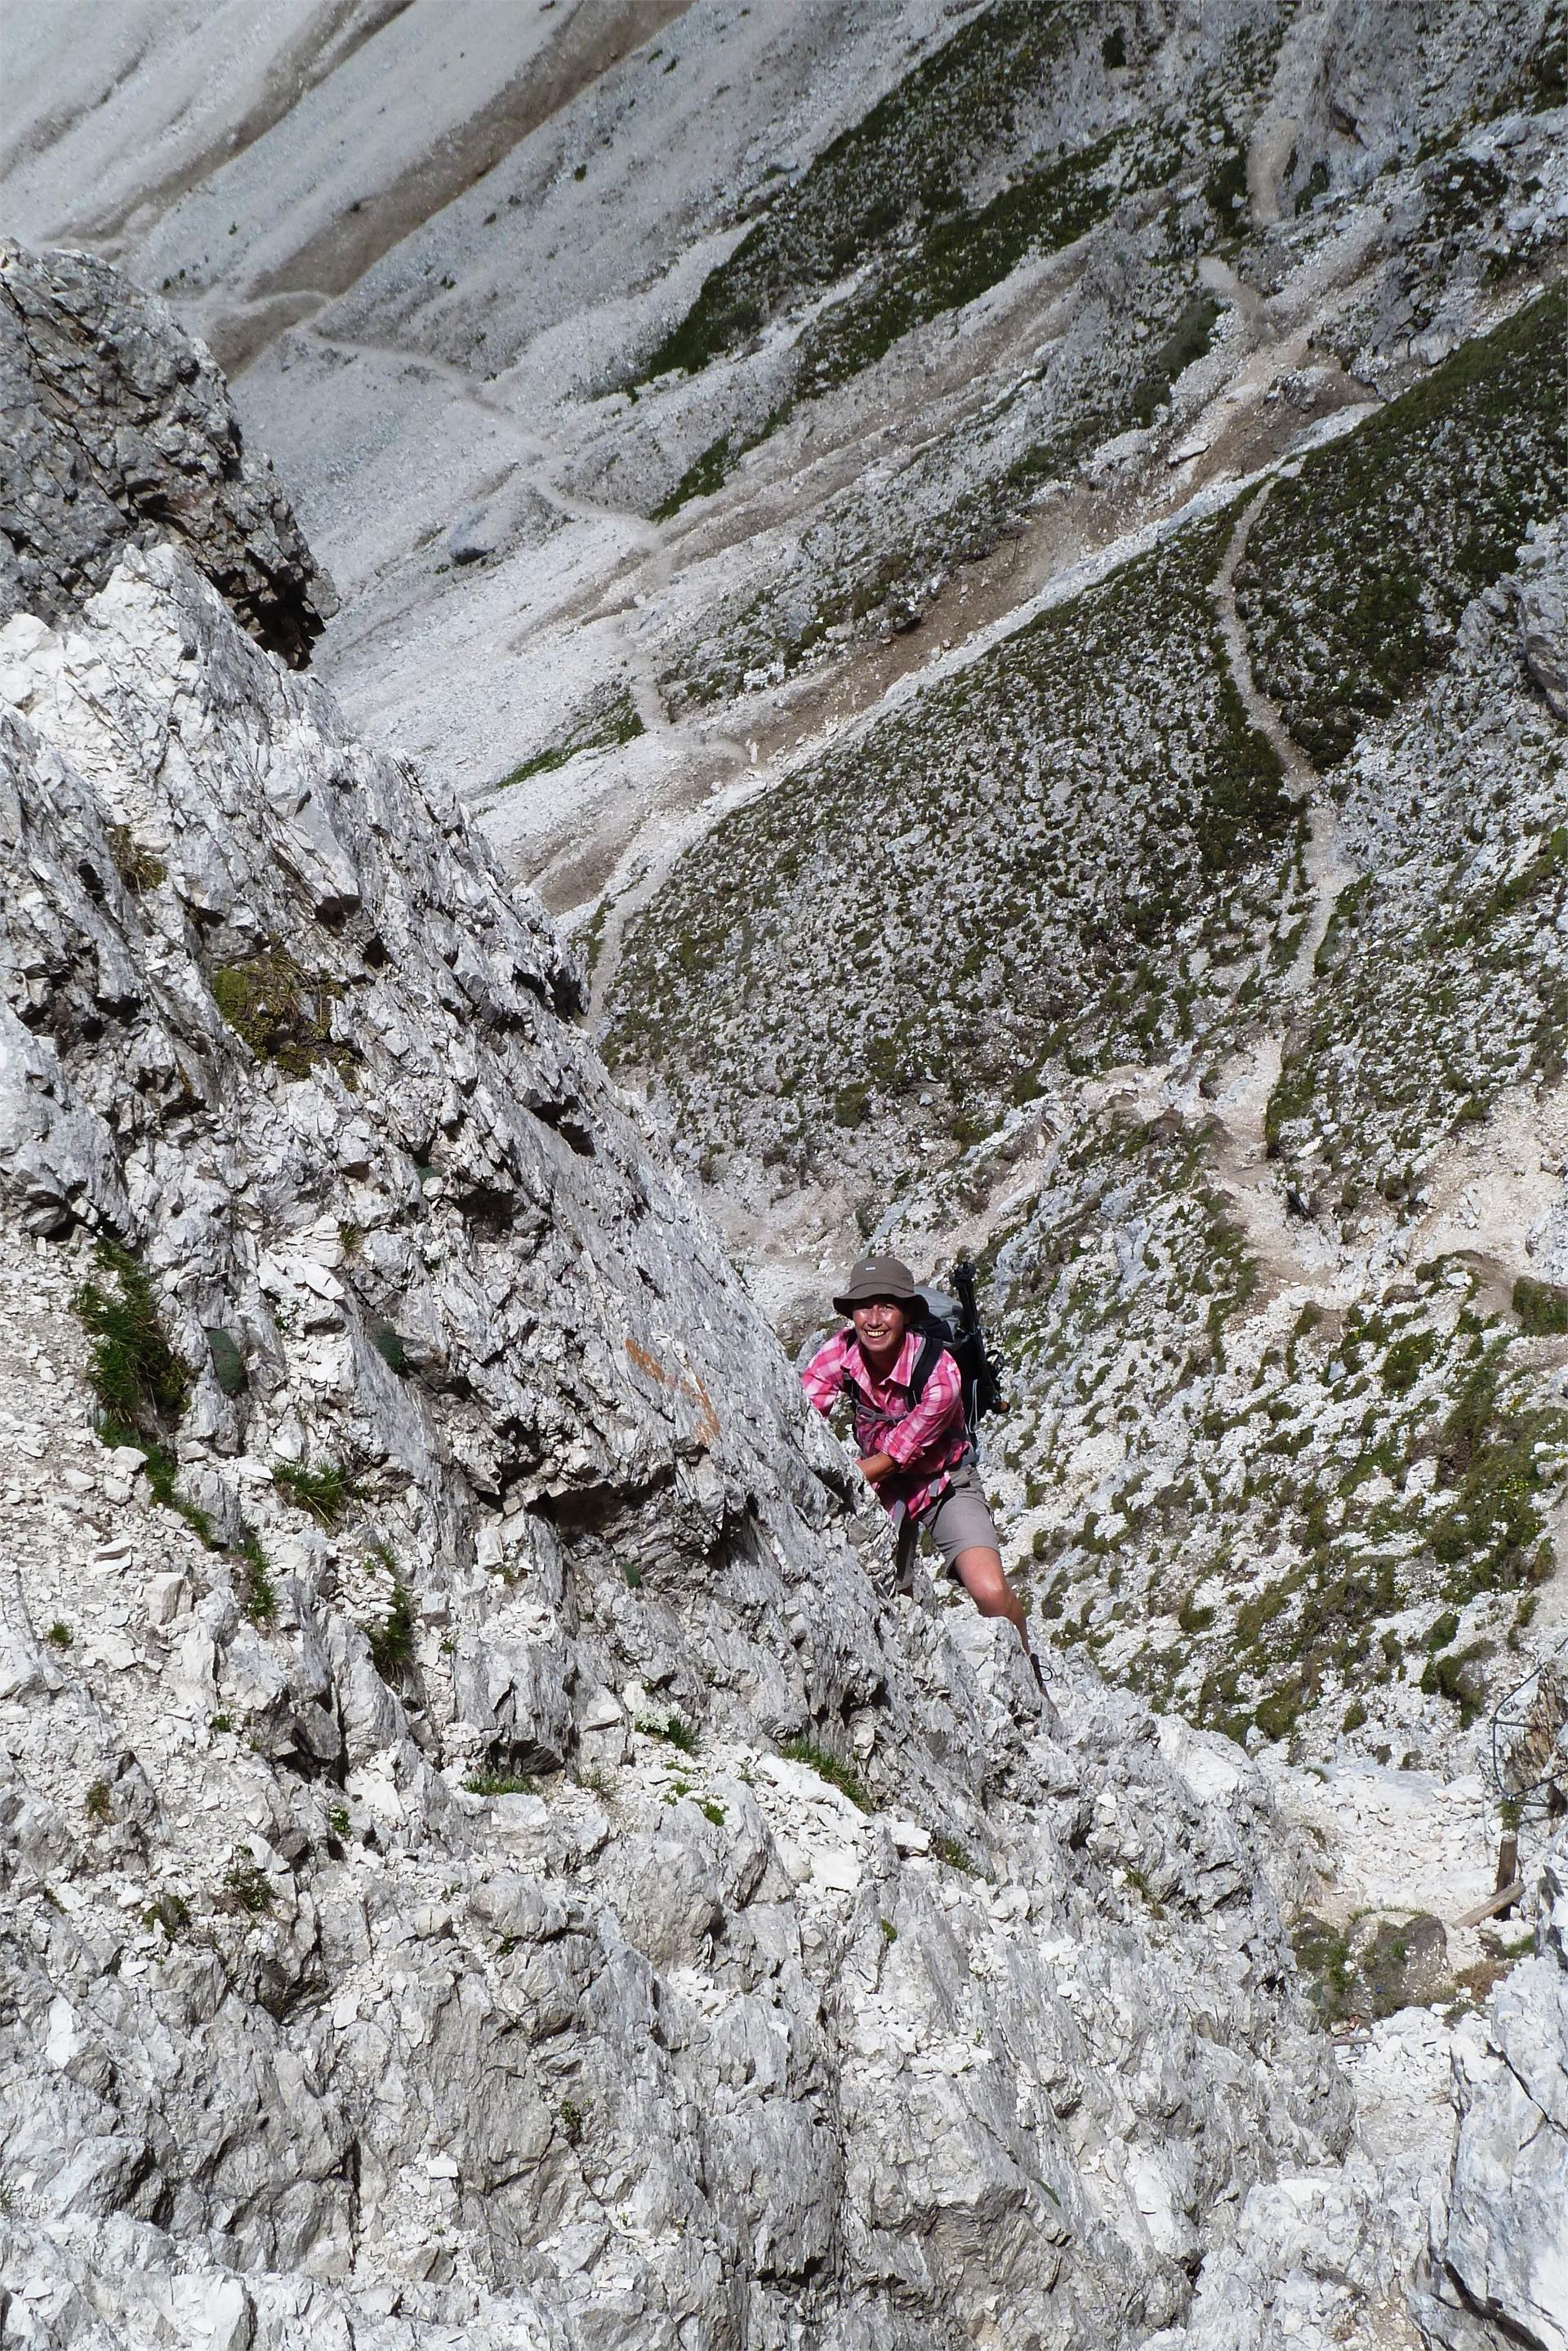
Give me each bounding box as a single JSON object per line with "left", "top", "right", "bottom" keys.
{"left": 832, "top": 1254, "right": 921, "bottom": 1316}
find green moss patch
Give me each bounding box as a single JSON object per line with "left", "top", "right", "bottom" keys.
{"left": 212, "top": 948, "right": 356, "bottom": 1084}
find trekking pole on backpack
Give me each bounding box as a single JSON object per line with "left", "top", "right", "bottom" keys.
{"left": 951, "top": 1258, "right": 1003, "bottom": 1453}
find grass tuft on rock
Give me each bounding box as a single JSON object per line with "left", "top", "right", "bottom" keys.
{"left": 212, "top": 947, "right": 356, "bottom": 1083}
{"left": 782, "top": 1735, "right": 872, "bottom": 1812}
{"left": 368, "top": 1579, "right": 416, "bottom": 1680}
{"left": 73, "top": 1240, "right": 189, "bottom": 1435}
{"left": 272, "top": 1458, "right": 357, "bottom": 1528}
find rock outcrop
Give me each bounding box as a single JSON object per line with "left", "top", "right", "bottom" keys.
{"left": 0, "top": 240, "right": 332, "bottom": 666}
{"left": 0, "top": 247, "right": 1362, "bottom": 2349}
{"left": 1416, "top": 1828, "right": 1568, "bottom": 2351}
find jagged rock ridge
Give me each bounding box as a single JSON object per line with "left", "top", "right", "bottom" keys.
{"left": 0, "top": 240, "right": 333, "bottom": 666}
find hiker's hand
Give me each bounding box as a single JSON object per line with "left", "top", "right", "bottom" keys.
{"left": 858, "top": 1451, "right": 896, "bottom": 1486}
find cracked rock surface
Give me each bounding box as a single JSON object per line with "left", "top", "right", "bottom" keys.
{"left": 0, "top": 239, "right": 333, "bottom": 666}
{"left": 0, "top": 399, "right": 1355, "bottom": 2342}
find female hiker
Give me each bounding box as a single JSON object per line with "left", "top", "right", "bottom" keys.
{"left": 802, "top": 1254, "right": 1045, "bottom": 1689}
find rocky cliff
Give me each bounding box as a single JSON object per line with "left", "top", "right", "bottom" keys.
{"left": 0, "top": 241, "right": 333, "bottom": 666}
{"left": 0, "top": 249, "right": 1410, "bottom": 2350}
{"left": 2, "top": 0, "right": 1566, "bottom": 2333}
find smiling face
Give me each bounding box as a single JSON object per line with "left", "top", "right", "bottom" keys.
{"left": 850, "top": 1297, "right": 908, "bottom": 1365}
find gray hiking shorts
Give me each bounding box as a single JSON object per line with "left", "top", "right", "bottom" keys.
{"left": 916, "top": 1463, "right": 1001, "bottom": 1572}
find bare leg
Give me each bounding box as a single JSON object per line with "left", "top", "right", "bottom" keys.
{"left": 953, "top": 1546, "right": 1052, "bottom": 1701}
{"left": 953, "top": 1546, "right": 1027, "bottom": 1638}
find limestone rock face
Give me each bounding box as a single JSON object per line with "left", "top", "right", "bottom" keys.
{"left": 1415, "top": 1828, "right": 1568, "bottom": 2351}
{"left": 0, "top": 239, "right": 333, "bottom": 666}
{"left": 0, "top": 243, "right": 1370, "bottom": 2342}
{"left": 0, "top": 545, "right": 1353, "bottom": 2345}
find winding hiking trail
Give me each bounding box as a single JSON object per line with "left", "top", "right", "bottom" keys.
{"left": 1212, "top": 481, "right": 1356, "bottom": 996}
{"left": 583, "top": 435, "right": 1360, "bottom": 1024}
{"left": 1198, "top": 483, "right": 1361, "bottom": 1298}
{"left": 839, "top": 472, "right": 1554, "bottom": 1337}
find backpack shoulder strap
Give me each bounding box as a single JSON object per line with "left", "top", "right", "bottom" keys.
{"left": 834, "top": 1329, "right": 866, "bottom": 1407}
{"left": 906, "top": 1328, "right": 949, "bottom": 1411}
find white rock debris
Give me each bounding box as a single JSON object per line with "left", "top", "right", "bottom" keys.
{"left": 0, "top": 537, "right": 1366, "bottom": 2348}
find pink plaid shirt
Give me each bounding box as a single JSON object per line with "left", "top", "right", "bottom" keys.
{"left": 801, "top": 1327, "right": 969, "bottom": 1520}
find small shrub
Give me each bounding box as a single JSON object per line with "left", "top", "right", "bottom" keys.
{"left": 1254, "top": 1680, "right": 1305, "bottom": 1743}
{"left": 1420, "top": 1641, "right": 1490, "bottom": 1725}
{"left": 639, "top": 1711, "right": 698, "bottom": 1754}
{"left": 1292, "top": 1913, "right": 1354, "bottom": 2022}
{"left": 273, "top": 1458, "right": 355, "bottom": 1527}
{"left": 46, "top": 1622, "right": 72, "bottom": 1650}
{"left": 1382, "top": 1330, "right": 1437, "bottom": 1395}
{"left": 224, "top": 1856, "right": 274, "bottom": 1915}
{"left": 781, "top": 1735, "right": 871, "bottom": 1811}
{"left": 368, "top": 1580, "right": 416, "bottom": 1680}
{"left": 1342, "top": 1699, "right": 1368, "bottom": 1734}
{"left": 327, "top": 1804, "right": 351, "bottom": 1836}
{"left": 84, "top": 1779, "right": 112, "bottom": 1822}
{"left": 880, "top": 1918, "right": 898, "bottom": 1944}
{"left": 463, "top": 1772, "right": 537, "bottom": 1797}
{"left": 145, "top": 1890, "right": 193, "bottom": 1941}
{"left": 559, "top": 2099, "right": 585, "bottom": 2144}
{"left": 701, "top": 1799, "right": 726, "bottom": 1827}
{"left": 932, "top": 1832, "right": 979, "bottom": 1876}
{"left": 1514, "top": 1275, "right": 1568, "bottom": 1336}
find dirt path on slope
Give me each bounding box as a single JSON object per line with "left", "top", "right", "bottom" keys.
{"left": 1212, "top": 480, "right": 1356, "bottom": 993}
{"left": 1198, "top": 484, "right": 1360, "bottom": 1294}
{"left": 305, "top": 330, "right": 665, "bottom": 543}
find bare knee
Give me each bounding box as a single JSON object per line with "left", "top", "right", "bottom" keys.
{"left": 955, "top": 1546, "right": 1023, "bottom": 1627}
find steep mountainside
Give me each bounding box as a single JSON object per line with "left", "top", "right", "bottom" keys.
{"left": 1, "top": 247, "right": 1513, "bottom": 2351}
{"left": 6, "top": 0, "right": 1562, "bottom": 915}
{"left": 3, "top": 0, "right": 1568, "bottom": 2339}
{"left": 602, "top": 283, "right": 1568, "bottom": 1777}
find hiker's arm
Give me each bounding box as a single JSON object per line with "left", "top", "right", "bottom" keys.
{"left": 800, "top": 1334, "right": 849, "bottom": 1418}
{"left": 880, "top": 1350, "right": 963, "bottom": 1466}
{"left": 801, "top": 1337, "right": 890, "bottom": 1482}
